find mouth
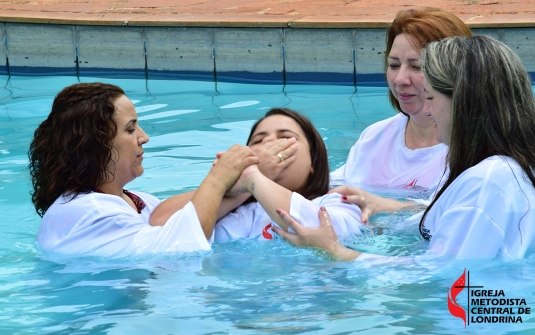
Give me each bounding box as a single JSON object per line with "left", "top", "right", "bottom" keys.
{"left": 137, "top": 151, "right": 144, "bottom": 158}
{"left": 397, "top": 93, "right": 415, "bottom": 101}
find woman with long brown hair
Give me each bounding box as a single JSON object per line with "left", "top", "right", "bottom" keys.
{"left": 275, "top": 36, "right": 535, "bottom": 261}
{"left": 214, "top": 108, "right": 363, "bottom": 241}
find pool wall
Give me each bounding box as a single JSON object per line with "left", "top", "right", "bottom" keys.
{"left": 1, "top": 23, "right": 535, "bottom": 84}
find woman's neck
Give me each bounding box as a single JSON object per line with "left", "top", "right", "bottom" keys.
{"left": 97, "top": 182, "right": 124, "bottom": 197}
{"left": 404, "top": 117, "right": 440, "bottom": 150}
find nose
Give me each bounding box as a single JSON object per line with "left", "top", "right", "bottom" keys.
{"left": 261, "top": 133, "right": 277, "bottom": 144}
{"left": 394, "top": 66, "right": 411, "bottom": 86}
{"left": 138, "top": 125, "right": 149, "bottom": 145}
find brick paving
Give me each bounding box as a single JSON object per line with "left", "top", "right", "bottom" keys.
{"left": 0, "top": 0, "right": 534, "bottom": 27}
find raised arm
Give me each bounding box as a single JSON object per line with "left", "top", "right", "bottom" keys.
{"left": 227, "top": 164, "right": 294, "bottom": 230}
{"left": 149, "top": 144, "right": 259, "bottom": 239}
{"left": 150, "top": 138, "right": 298, "bottom": 227}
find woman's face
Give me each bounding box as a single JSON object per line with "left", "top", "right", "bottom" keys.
{"left": 423, "top": 81, "right": 452, "bottom": 145}
{"left": 387, "top": 34, "right": 426, "bottom": 116}
{"left": 248, "top": 115, "right": 313, "bottom": 192}
{"left": 109, "top": 95, "right": 149, "bottom": 187}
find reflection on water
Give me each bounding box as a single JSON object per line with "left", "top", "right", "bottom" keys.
{"left": 1, "top": 76, "right": 535, "bottom": 334}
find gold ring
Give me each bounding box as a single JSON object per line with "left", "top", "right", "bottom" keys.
{"left": 277, "top": 153, "right": 284, "bottom": 162}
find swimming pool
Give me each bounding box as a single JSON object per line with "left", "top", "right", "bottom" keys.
{"left": 1, "top": 75, "right": 534, "bottom": 334}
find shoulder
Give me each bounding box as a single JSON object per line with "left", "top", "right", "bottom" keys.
{"left": 362, "top": 114, "right": 406, "bottom": 135}
{"left": 456, "top": 156, "right": 523, "bottom": 188}
{"left": 439, "top": 156, "right": 529, "bottom": 209}
{"left": 356, "top": 114, "right": 406, "bottom": 145}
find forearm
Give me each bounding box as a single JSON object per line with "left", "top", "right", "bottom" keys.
{"left": 217, "top": 193, "right": 251, "bottom": 220}
{"left": 149, "top": 191, "right": 195, "bottom": 226}
{"left": 330, "top": 243, "right": 362, "bottom": 261}
{"left": 191, "top": 175, "right": 227, "bottom": 239}
{"left": 377, "top": 196, "right": 417, "bottom": 212}
{"left": 149, "top": 190, "right": 249, "bottom": 227}
{"left": 247, "top": 173, "right": 292, "bottom": 230}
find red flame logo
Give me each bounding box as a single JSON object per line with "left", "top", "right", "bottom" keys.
{"left": 448, "top": 268, "right": 467, "bottom": 327}
{"left": 262, "top": 223, "right": 273, "bottom": 240}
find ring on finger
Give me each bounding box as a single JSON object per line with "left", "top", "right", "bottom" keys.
{"left": 277, "top": 152, "right": 284, "bottom": 162}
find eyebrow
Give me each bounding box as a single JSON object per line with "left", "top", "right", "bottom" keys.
{"left": 125, "top": 119, "right": 137, "bottom": 128}
{"left": 250, "top": 129, "right": 299, "bottom": 141}
{"left": 388, "top": 56, "right": 421, "bottom": 62}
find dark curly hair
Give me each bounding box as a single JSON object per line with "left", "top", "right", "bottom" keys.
{"left": 29, "top": 82, "right": 125, "bottom": 217}
{"left": 247, "top": 108, "right": 330, "bottom": 200}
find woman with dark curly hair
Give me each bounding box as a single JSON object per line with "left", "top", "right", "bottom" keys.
{"left": 31, "top": 82, "right": 259, "bottom": 257}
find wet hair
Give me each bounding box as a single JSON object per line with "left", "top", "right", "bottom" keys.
{"left": 247, "top": 108, "right": 329, "bottom": 200}
{"left": 386, "top": 8, "right": 472, "bottom": 116}
{"left": 419, "top": 35, "right": 535, "bottom": 238}
{"left": 29, "top": 82, "right": 125, "bottom": 217}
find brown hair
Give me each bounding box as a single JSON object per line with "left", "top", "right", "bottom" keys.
{"left": 29, "top": 82, "right": 125, "bottom": 216}
{"left": 419, "top": 35, "right": 535, "bottom": 238}
{"left": 247, "top": 108, "right": 330, "bottom": 200}
{"left": 386, "top": 8, "right": 472, "bottom": 116}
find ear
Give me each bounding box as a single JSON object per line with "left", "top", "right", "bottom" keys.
{"left": 309, "top": 167, "right": 314, "bottom": 175}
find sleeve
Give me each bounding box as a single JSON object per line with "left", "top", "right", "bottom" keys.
{"left": 132, "top": 202, "right": 211, "bottom": 254}
{"left": 427, "top": 206, "right": 505, "bottom": 259}
{"left": 288, "top": 192, "right": 363, "bottom": 236}
{"left": 48, "top": 199, "right": 210, "bottom": 257}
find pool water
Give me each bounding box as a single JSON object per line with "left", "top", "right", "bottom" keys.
{"left": 1, "top": 75, "right": 535, "bottom": 334}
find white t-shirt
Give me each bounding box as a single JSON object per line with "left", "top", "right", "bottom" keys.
{"left": 214, "top": 192, "right": 363, "bottom": 242}
{"left": 36, "top": 191, "right": 211, "bottom": 257}
{"left": 421, "top": 156, "right": 535, "bottom": 259}
{"left": 330, "top": 114, "right": 448, "bottom": 194}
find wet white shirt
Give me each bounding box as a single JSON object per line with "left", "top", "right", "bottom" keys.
{"left": 330, "top": 114, "right": 448, "bottom": 194}
{"left": 422, "top": 156, "right": 535, "bottom": 259}
{"left": 214, "top": 192, "right": 363, "bottom": 242}
{"left": 36, "top": 191, "right": 211, "bottom": 257}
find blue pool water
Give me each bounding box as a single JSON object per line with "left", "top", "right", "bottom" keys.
{"left": 1, "top": 75, "right": 535, "bottom": 334}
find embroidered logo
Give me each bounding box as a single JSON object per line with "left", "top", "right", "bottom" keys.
{"left": 262, "top": 223, "right": 273, "bottom": 240}
{"left": 402, "top": 178, "right": 429, "bottom": 193}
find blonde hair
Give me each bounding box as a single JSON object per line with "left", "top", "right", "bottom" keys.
{"left": 419, "top": 35, "right": 535, "bottom": 238}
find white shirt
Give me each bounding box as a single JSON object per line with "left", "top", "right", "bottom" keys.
{"left": 330, "top": 114, "right": 448, "bottom": 194}
{"left": 214, "top": 192, "right": 363, "bottom": 242}
{"left": 36, "top": 191, "right": 211, "bottom": 257}
{"left": 422, "top": 156, "right": 535, "bottom": 259}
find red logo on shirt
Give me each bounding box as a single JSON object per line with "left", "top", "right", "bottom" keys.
{"left": 403, "top": 179, "right": 417, "bottom": 189}
{"left": 262, "top": 223, "right": 273, "bottom": 240}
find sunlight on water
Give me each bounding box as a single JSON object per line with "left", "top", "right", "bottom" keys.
{"left": 1, "top": 75, "right": 534, "bottom": 334}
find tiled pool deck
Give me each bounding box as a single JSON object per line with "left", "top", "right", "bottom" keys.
{"left": 1, "top": 0, "right": 534, "bottom": 83}
{"left": 1, "top": 0, "right": 534, "bottom": 28}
